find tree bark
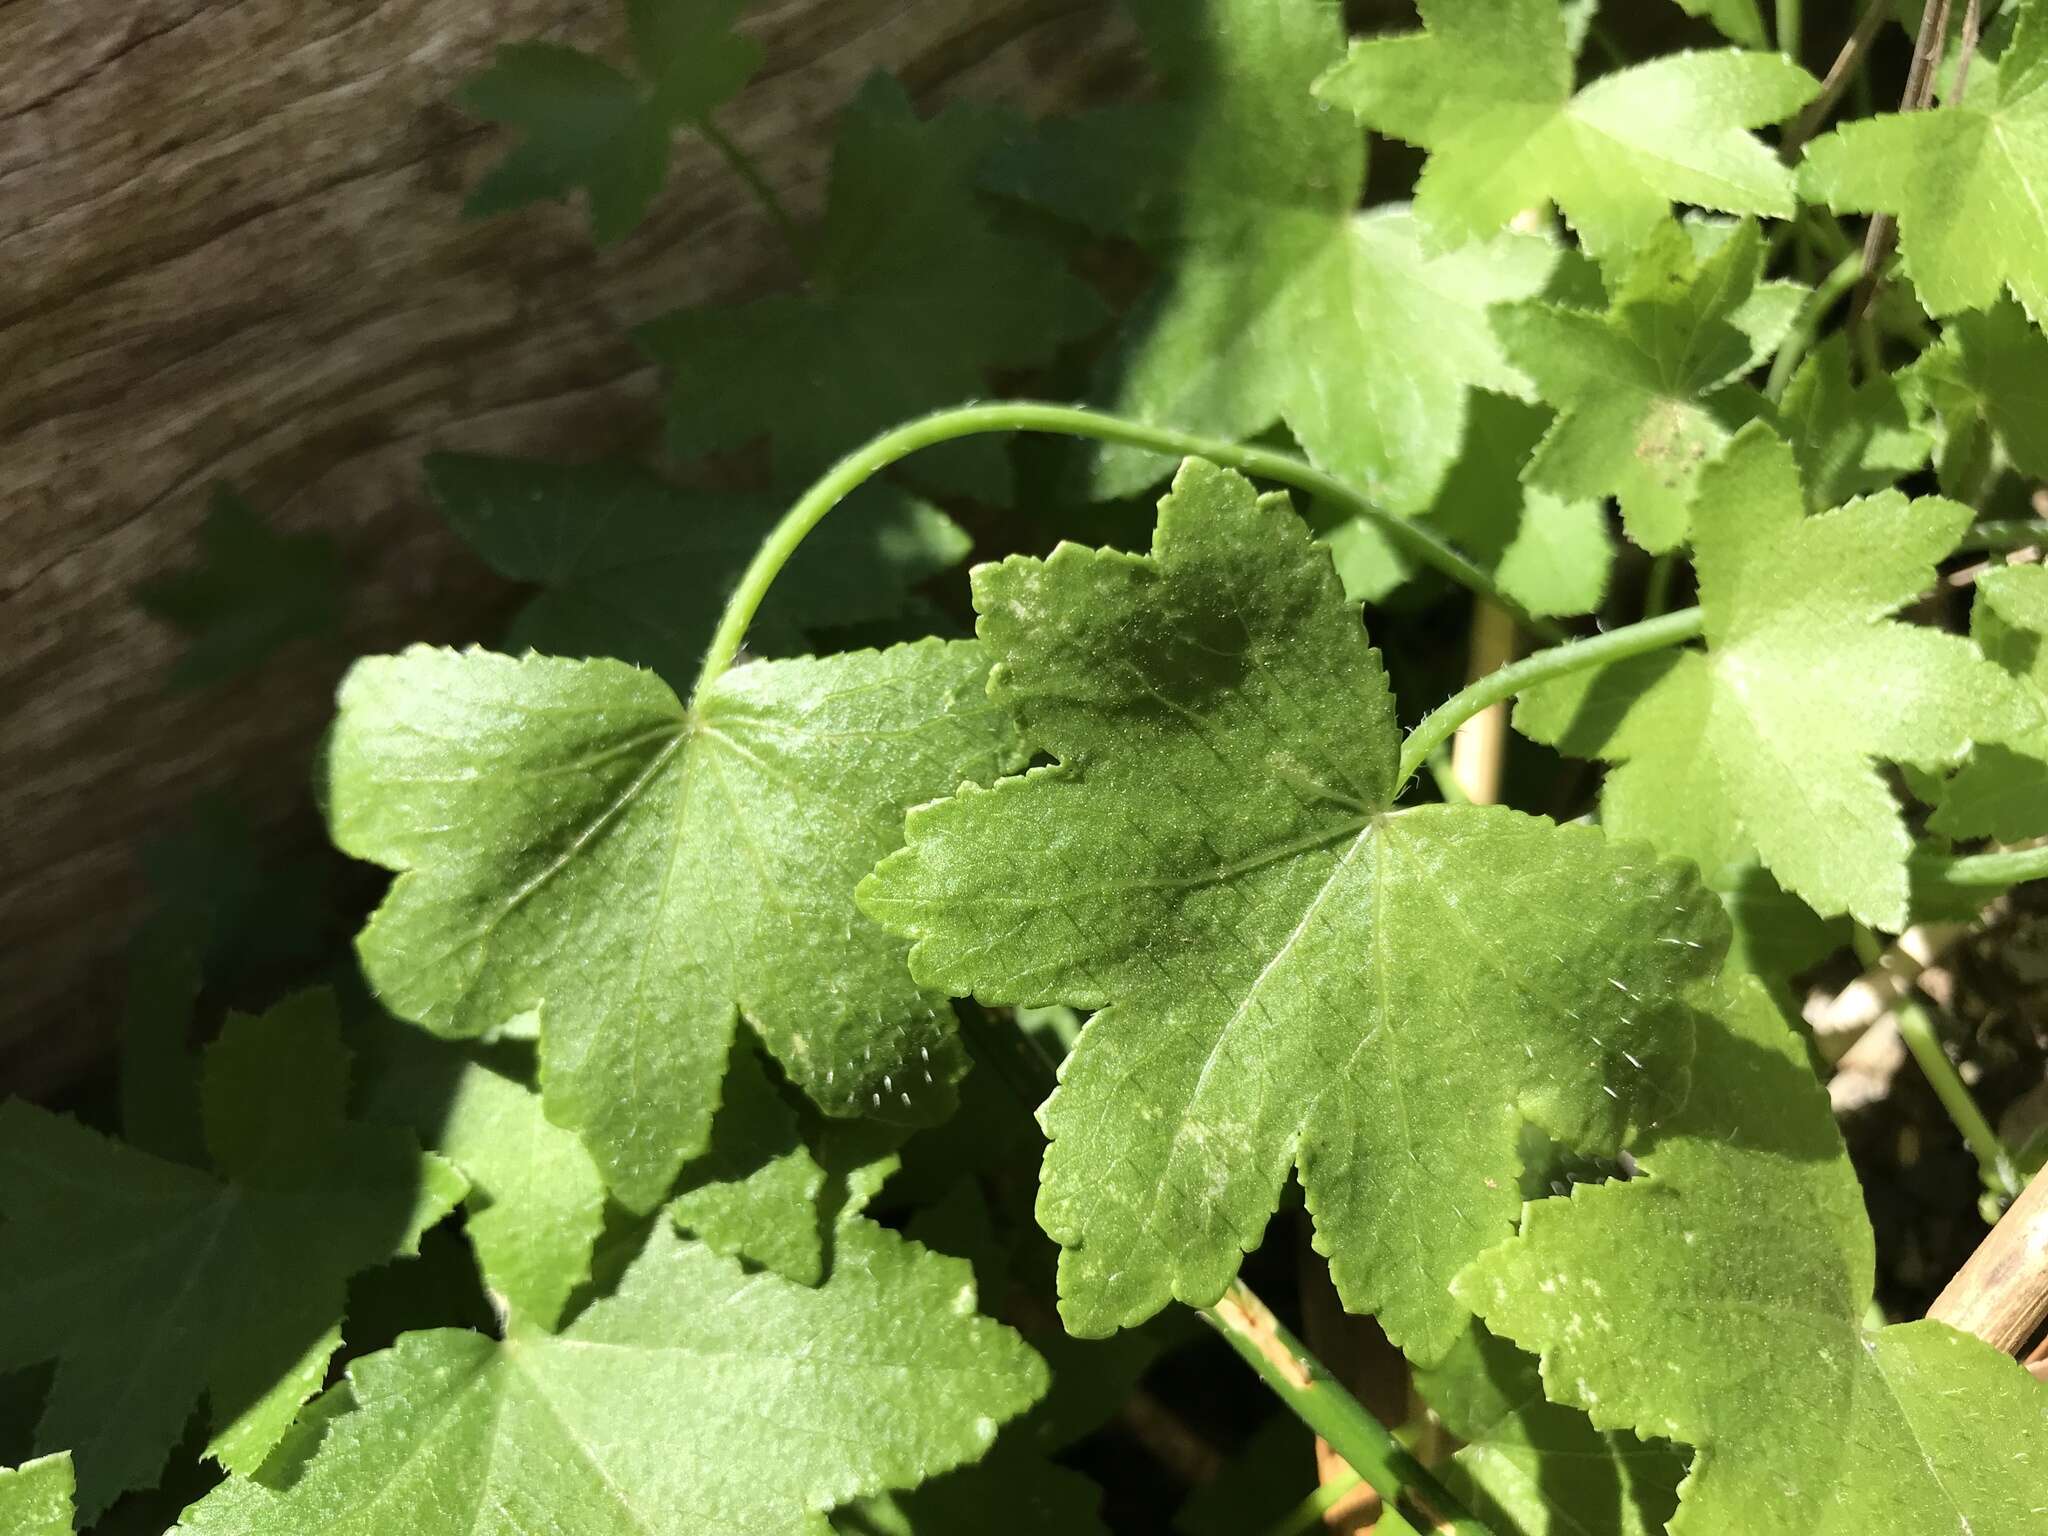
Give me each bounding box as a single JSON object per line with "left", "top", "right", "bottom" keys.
{"left": 0, "top": 0, "right": 1132, "bottom": 1096}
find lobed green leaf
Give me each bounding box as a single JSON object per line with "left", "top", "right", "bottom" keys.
{"left": 1519, "top": 422, "right": 2037, "bottom": 929}
{"left": 862, "top": 459, "right": 1727, "bottom": 1356}
{"left": 327, "top": 639, "right": 1022, "bottom": 1210}
{"left": 1801, "top": 0, "right": 2048, "bottom": 323}
{"left": 177, "top": 1222, "right": 1046, "bottom": 1536}
{"left": 1317, "top": 0, "right": 1815, "bottom": 257}
{"left": 1461, "top": 975, "right": 2048, "bottom": 1534}
{"left": 0, "top": 1454, "right": 74, "bottom": 1536}
{"left": 459, "top": 0, "right": 761, "bottom": 243}
{"left": 639, "top": 78, "right": 1101, "bottom": 500}
{"left": 990, "top": 0, "right": 1556, "bottom": 511}
{"left": 0, "top": 994, "right": 464, "bottom": 1516}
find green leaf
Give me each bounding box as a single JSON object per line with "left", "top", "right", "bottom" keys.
{"left": 1494, "top": 219, "right": 1776, "bottom": 553}
{"left": 1801, "top": 0, "right": 2048, "bottom": 322}
{"left": 833, "top": 1443, "right": 1107, "bottom": 1536}
{"left": 1424, "top": 392, "right": 1616, "bottom": 619}
{"left": 1974, "top": 561, "right": 2048, "bottom": 693}
{"left": 1517, "top": 422, "right": 2033, "bottom": 929}
{"left": 987, "top": 0, "right": 1557, "bottom": 509}
{"left": 1315, "top": 391, "right": 1618, "bottom": 618}
{"left": 0, "top": 993, "right": 464, "bottom": 1516}
{"left": 0, "top": 1454, "right": 73, "bottom": 1536}
{"left": 426, "top": 454, "right": 968, "bottom": 686}
{"left": 177, "top": 1222, "right": 1045, "bottom": 1536}
{"left": 1315, "top": 0, "right": 1815, "bottom": 257}
{"left": 624, "top": 0, "right": 764, "bottom": 124}
{"left": 639, "top": 77, "right": 1100, "bottom": 498}
{"left": 327, "top": 639, "right": 1022, "bottom": 1211}
{"left": 1934, "top": 563, "right": 2048, "bottom": 841}
{"left": 1909, "top": 297, "right": 2048, "bottom": 481}
{"left": 356, "top": 1020, "right": 606, "bottom": 1331}
{"left": 136, "top": 794, "right": 344, "bottom": 1000}
{"left": 860, "top": 459, "right": 1728, "bottom": 1355}
{"left": 1672, "top": 0, "right": 1768, "bottom": 47}
{"left": 1774, "top": 334, "right": 1932, "bottom": 509}
{"left": 1459, "top": 974, "right": 2048, "bottom": 1535}
{"left": 1715, "top": 861, "right": 1850, "bottom": 979}
{"left": 1416, "top": 1325, "right": 1682, "bottom": 1536}
{"left": 1172, "top": 1415, "right": 1314, "bottom": 1536}
{"left": 135, "top": 486, "right": 342, "bottom": 690}
{"left": 1313, "top": 505, "right": 1418, "bottom": 607}
{"left": 669, "top": 1036, "right": 829, "bottom": 1285}
{"left": 1679, "top": 218, "right": 1810, "bottom": 364}
{"left": 459, "top": 1, "right": 761, "bottom": 243}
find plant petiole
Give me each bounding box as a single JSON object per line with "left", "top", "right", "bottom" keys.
{"left": 698, "top": 117, "right": 810, "bottom": 272}
{"left": 1395, "top": 608, "right": 1706, "bottom": 790}
{"left": 1954, "top": 519, "right": 2048, "bottom": 554}
{"left": 1777, "top": 0, "right": 1802, "bottom": 61}
{"left": 691, "top": 402, "right": 1564, "bottom": 699}
{"left": 1914, "top": 843, "right": 2048, "bottom": 895}
{"left": 1203, "top": 1283, "right": 1491, "bottom": 1536}
{"left": 1896, "top": 1000, "right": 2021, "bottom": 1199}
{"left": 1255, "top": 1468, "right": 1371, "bottom": 1536}
{"left": 1765, "top": 250, "right": 1865, "bottom": 401}
{"left": 954, "top": 974, "right": 1492, "bottom": 1535}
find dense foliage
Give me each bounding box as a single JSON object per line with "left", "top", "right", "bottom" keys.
{"left": 7, "top": 1, "right": 2048, "bottom": 1532}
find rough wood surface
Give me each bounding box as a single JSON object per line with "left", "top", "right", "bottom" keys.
{"left": 0, "top": 0, "right": 1132, "bottom": 1096}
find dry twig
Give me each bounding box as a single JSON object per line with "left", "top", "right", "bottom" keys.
{"left": 1859, "top": 0, "right": 1957, "bottom": 306}
{"left": 1783, "top": 1, "right": 1895, "bottom": 158}
{"left": 1928, "top": 1166, "right": 2048, "bottom": 1354}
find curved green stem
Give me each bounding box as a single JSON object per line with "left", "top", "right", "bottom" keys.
{"left": 1256, "top": 1469, "right": 1374, "bottom": 1536}
{"left": 699, "top": 117, "right": 808, "bottom": 270}
{"left": 1778, "top": 0, "right": 1803, "bottom": 60}
{"left": 954, "top": 989, "right": 1482, "bottom": 1532}
{"left": 1765, "top": 251, "right": 1865, "bottom": 401}
{"left": 1896, "top": 1000, "right": 2021, "bottom": 1198}
{"left": 1642, "top": 552, "right": 1677, "bottom": 619}
{"left": 1396, "top": 608, "right": 1706, "bottom": 790}
{"left": 1425, "top": 745, "right": 1471, "bottom": 806}
{"left": 691, "top": 402, "right": 1565, "bottom": 699}
{"left": 1204, "top": 1285, "right": 1491, "bottom": 1536}
{"left": 1914, "top": 843, "right": 2048, "bottom": 892}
{"left": 1955, "top": 519, "right": 2048, "bottom": 554}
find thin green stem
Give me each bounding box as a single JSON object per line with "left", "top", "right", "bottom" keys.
{"left": 1852, "top": 52, "right": 1874, "bottom": 117}
{"left": 1778, "top": 0, "right": 1803, "bottom": 60}
{"left": 1585, "top": 23, "right": 1628, "bottom": 69}
{"left": 1802, "top": 208, "right": 1857, "bottom": 263}
{"left": 954, "top": 998, "right": 1477, "bottom": 1531}
{"left": 1254, "top": 1469, "right": 1399, "bottom": 1536}
{"left": 1426, "top": 746, "right": 1471, "bottom": 806}
{"left": 1914, "top": 843, "right": 2048, "bottom": 891}
{"left": 1642, "top": 553, "right": 1677, "bottom": 620}
{"left": 692, "top": 402, "right": 1565, "bottom": 698}
{"left": 1765, "top": 251, "right": 1865, "bottom": 401}
{"left": 1203, "top": 1285, "right": 1491, "bottom": 1536}
{"left": 1955, "top": 519, "right": 2048, "bottom": 553}
{"left": 1896, "top": 1001, "right": 2021, "bottom": 1197}
{"left": 1854, "top": 299, "right": 1886, "bottom": 377}
{"left": 1396, "top": 608, "right": 1706, "bottom": 790}
{"left": 699, "top": 117, "right": 809, "bottom": 270}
